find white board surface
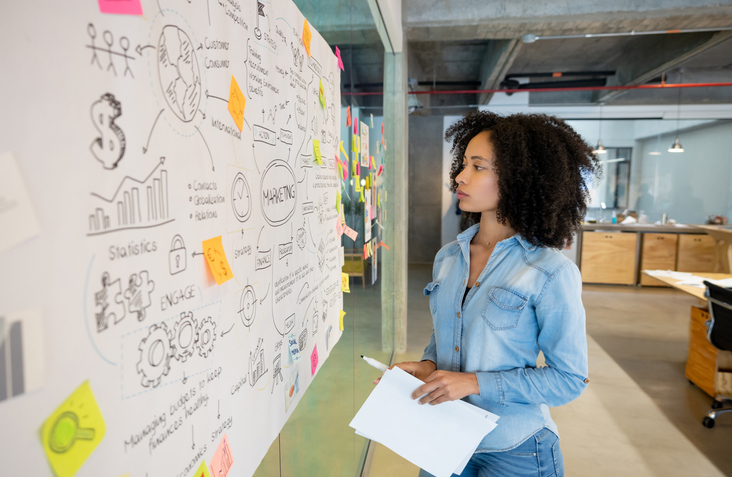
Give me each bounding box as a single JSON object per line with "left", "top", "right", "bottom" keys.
{"left": 0, "top": 1, "right": 342, "bottom": 475}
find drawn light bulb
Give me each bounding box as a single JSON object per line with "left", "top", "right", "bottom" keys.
{"left": 48, "top": 412, "right": 96, "bottom": 453}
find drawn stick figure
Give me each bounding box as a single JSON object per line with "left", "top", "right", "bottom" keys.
{"left": 103, "top": 30, "right": 116, "bottom": 76}
{"left": 88, "top": 23, "right": 102, "bottom": 68}
{"left": 120, "top": 37, "right": 133, "bottom": 78}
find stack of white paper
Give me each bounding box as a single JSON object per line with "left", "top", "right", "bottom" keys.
{"left": 350, "top": 367, "right": 498, "bottom": 477}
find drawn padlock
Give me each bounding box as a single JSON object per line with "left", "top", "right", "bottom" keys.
{"left": 169, "top": 235, "right": 187, "bottom": 275}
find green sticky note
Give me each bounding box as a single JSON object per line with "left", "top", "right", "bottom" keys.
{"left": 352, "top": 135, "right": 360, "bottom": 153}
{"left": 336, "top": 191, "right": 341, "bottom": 213}
{"left": 313, "top": 139, "right": 323, "bottom": 165}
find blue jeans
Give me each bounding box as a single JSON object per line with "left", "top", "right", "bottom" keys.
{"left": 418, "top": 428, "right": 564, "bottom": 477}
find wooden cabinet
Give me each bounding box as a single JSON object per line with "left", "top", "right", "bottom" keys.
{"left": 677, "top": 235, "right": 716, "bottom": 272}
{"left": 581, "top": 232, "right": 637, "bottom": 284}
{"left": 686, "top": 306, "right": 717, "bottom": 396}
{"left": 640, "top": 233, "right": 678, "bottom": 286}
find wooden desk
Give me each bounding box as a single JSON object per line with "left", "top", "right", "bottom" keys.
{"left": 693, "top": 225, "right": 732, "bottom": 273}
{"left": 641, "top": 270, "right": 732, "bottom": 397}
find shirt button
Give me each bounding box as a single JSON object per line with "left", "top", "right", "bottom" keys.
{"left": 457, "top": 312, "right": 461, "bottom": 318}
{"left": 584, "top": 378, "right": 590, "bottom": 384}
{"left": 474, "top": 281, "right": 480, "bottom": 287}
{"left": 455, "top": 346, "right": 459, "bottom": 352}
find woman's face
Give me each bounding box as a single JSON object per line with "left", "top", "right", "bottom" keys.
{"left": 455, "top": 130, "right": 499, "bottom": 214}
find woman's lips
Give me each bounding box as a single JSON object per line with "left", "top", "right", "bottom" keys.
{"left": 456, "top": 190, "right": 468, "bottom": 199}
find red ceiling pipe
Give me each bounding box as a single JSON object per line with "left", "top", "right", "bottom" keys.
{"left": 341, "top": 82, "right": 732, "bottom": 96}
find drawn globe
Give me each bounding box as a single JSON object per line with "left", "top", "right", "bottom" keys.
{"left": 157, "top": 26, "right": 202, "bottom": 123}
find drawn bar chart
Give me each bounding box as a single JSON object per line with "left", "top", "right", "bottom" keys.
{"left": 0, "top": 310, "right": 44, "bottom": 403}
{"left": 88, "top": 157, "right": 173, "bottom": 236}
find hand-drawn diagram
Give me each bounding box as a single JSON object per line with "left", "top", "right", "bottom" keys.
{"left": 249, "top": 338, "right": 268, "bottom": 387}
{"left": 90, "top": 93, "right": 126, "bottom": 170}
{"left": 197, "top": 316, "right": 217, "bottom": 358}
{"left": 48, "top": 411, "right": 96, "bottom": 453}
{"left": 261, "top": 159, "right": 297, "bottom": 227}
{"left": 87, "top": 157, "right": 173, "bottom": 235}
{"left": 231, "top": 172, "right": 252, "bottom": 222}
{"left": 172, "top": 311, "right": 197, "bottom": 362}
{"left": 238, "top": 286, "right": 257, "bottom": 327}
{"left": 169, "top": 235, "right": 187, "bottom": 275}
{"left": 137, "top": 322, "right": 174, "bottom": 387}
{"left": 94, "top": 272, "right": 125, "bottom": 331}
{"left": 270, "top": 354, "right": 283, "bottom": 394}
{"left": 157, "top": 25, "right": 202, "bottom": 123}
{"left": 86, "top": 23, "right": 135, "bottom": 77}
{"left": 123, "top": 271, "right": 155, "bottom": 321}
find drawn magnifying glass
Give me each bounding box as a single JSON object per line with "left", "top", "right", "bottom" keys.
{"left": 48, "top": 412, "right": 96, "bottom": 453}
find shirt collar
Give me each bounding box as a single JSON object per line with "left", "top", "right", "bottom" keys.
{"left": 457, "top": 224, "right": 536, "bottom": 251}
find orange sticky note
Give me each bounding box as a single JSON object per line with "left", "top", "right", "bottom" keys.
{"left": 339, "top": 310, "right": 346, "bottom": 330}
{"left": 341, "top": 272, "right": 350, "bottom": 293}
{"left": 346, "top": 106, "right": 352, "bottom": 127}
{"left": 202, "top": 236, "right": 234, "bottom": 285}
{"left": 379, "top": 241, "right": 390, "bottom": 251}
{"left": 363, "top": 244, "right": 368, "bottom": 259}
{"left": 302, "top": 19, "right": 312, "bottom": 57}
{"left": 210, "top": 434, "right": 234, "bottom": 477}
{"left": 228, "top": 76, "right": 246, "bottom": 132}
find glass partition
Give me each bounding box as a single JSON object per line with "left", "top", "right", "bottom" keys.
{"left": 254, "top": 1, "right": 388, "bottom": 475}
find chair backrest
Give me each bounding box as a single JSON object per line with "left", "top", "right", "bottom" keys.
{"left": 703, "top": 281, "right": 732, "bottom": 351}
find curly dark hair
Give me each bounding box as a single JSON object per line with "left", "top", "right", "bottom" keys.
{"left": 446, "top": 111, "right": 601, "bottom": 249}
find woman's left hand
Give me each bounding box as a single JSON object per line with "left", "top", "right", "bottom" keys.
{"left": 411, "top": 370, "right": 480, "bottom": 405}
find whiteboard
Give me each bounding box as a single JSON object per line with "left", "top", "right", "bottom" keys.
{"left": 0, "top": 0, "right": 343, "bottom": 475}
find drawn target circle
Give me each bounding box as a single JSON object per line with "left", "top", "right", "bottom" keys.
{"left": 239, "top": 286, "right": 256, "bottom": 327}
{"left": 231, "top": 172, "right": 252, "bottom": 222}
{"left": 173, "top": 312, "right": 198, "bottom": 362}
{"left": 137, "top": 323, "right": 174, "bottom": 388}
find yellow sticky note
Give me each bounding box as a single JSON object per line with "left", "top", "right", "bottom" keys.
{"left": 195, "top": 460, "right": 213, "bottom": 477}
{"left": 376, "top": 140, "right": 380, "bottom": 154}
{"left": 370, "top": 156, "right": 375, "bottom": 169}
{"left": 228, "top": 76, "right": 246, "bottom": 132}
{"left": 202, "top": 236, "right": 234, "bottom": 285}
{"left": 302, "top": 19, "right": 312, "bottom": 56}
{"left": 339, "top": 141, "right": 348, "bottom": 161}
{"left": 336, "top": 190, "right": 341, "bottom": 213}
{"left": 339, "top": 310, "right": 346, "bottom": 330}
{"left": 312, "top": 139, "right": 323, "bottom": 165}
{"left": 41, "top": 381, "right": 106, "bottom": 477}
{"left": 354, "top": 179, "right": 362, "bottom": 192}
{"left": 352, "top": 134, "right": 360, "bottom": 153}
{"left": 365, "top": 176, "right": 370, "bottom": 190}
{"left": 341, "top": 272, "right": 350, "bottom": 293}
{"left": 337, "top": 161, "right": 343, "bottom": 179}
{"left": 319, "top": 80, "right": 326, "bottom": 109}
{"left": 359, "top": 189, "right": 365, "bottom": 203}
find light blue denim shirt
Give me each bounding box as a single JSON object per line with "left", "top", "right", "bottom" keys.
{"left": 422, "top": 223, "right": 589, "bottom": 452}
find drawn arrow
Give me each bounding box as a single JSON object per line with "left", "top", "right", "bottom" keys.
{"left": 206, "top": 90, "right": 229, "bottom": 103}
{"left": 142, "top": 109, "right": 164, "bottom": 153}
{"left": 198, "top": 109, "right": 206, "bottom": 119}
{"left": 135, "top": 44, "right": 155, "bottom": 56}
{"left": 182, "top": 371, "right": 187, "bottom": 384}
{"left": 192, "top": 251, "right": 204, "bottom": 257}
{"left": 221, "top": 324, "right": 234, "bottom": 337}
{"left": 197, "top": 43, "right": 203, "bottom": 50}
{"left": 191, "top": 426, "right": 195, "bottom": 450}
{"left": 194, "top": 126, "right": 215, "bottom": 171}
{"left": 259, "top": 282, "right": 270, "bottom": 304}
{"left": 217, "top": 400, "right": 221, "bottom": 419}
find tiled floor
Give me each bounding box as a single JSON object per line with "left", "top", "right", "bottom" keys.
{"left": 368, "top": 265, "right": 732, "bottom": 477}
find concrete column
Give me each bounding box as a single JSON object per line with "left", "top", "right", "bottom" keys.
{"left": 381, "top": 37, "right": 408, "bottom": 353}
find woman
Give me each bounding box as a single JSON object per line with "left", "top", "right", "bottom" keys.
{"left": 384, "top": 111, "right": 600, "bottom": 477}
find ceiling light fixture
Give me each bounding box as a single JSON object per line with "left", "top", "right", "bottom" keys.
{"left": 669, "top": 71, "right": 685, "bottom": 153}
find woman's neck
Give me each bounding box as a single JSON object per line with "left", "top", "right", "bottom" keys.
{"left": 473, "top": 211, "right": 516, "bottom": 247}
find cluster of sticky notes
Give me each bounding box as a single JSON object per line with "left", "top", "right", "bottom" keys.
{"left": 210, "top": 435, "right": 235, "bottom": 477}
{"left": 302, "top": 19, "right": 312, "bottom": 56}
{"left": 41, "top": 381, "right": 105, "bottom": 477}
{"left": 339, "top": 310, "right": 346, "bottom": 330}
{"left": 98, "top": 0, "right": 142, "bottom": 15}
{"left": 318, "top": 80, "right": 326, "bottom": 109}
{"left": 312, "top": 139, "right": 323, "bottom": 165}
{"left": 228, "top": 75, "right": 246, "bottom": 132}
{"left": 202, "top": 236, "right": 233, "bottom": 285}
{"left": 341, "top": 272, "right": 351, "bottom": 293}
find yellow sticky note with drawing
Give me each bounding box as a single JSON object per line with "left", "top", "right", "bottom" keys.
{"left": 312, "top": 139, "right": 323, "bottom": 165}
{"left": 202, "top": 236, "right": 234, "bottom": 285}
{"left": 339, "top": 310, "right": 346, "bottom": 330}
{"left": 41, "top": 381, "right": 106, "bottom": 477}
{"left": 228, "top": 75, "right": 246, "bottom": 132}
{"left": 302, "top": 19, "right": 312, "bottom": 56}
{"left": 341, "top": 272, "right": 350, "bottom": 293}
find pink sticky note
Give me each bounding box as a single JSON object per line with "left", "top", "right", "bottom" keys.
{"left": 354, "top": 120, "right": 358, "bottom": 135}
{"left": 377, "top": 164, "right": 384, "bottom": 176}
{"left": 310, "top": 345, "right": 319, "bottom": 376}
{"left": 335, "top": 46, "right": 344, "bottom": 71}
{"left": 356, "top": 162, "right": 361, "bottom": 176}
{"left": 336, "top": 216, "right": 344, "bottom": 237}
{"left": 97, "top": 0, "right": 142, "bottom": 15}
{"left": 343, "top": 225, "right": 358, "bottom": 241}
{"left": 209, "top": 434, "right": 235, "bottom": 477}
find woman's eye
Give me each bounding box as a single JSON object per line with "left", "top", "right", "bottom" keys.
{"left": 474, "top": 165, "right": 483, "bottom": 171}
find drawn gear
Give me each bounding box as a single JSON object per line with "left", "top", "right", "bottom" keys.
{"left": 173, "top": 312, "right": 198, "bottom": 362}
{"left": 197, "top": 316, "right": 217, "bottom": 358}
{"left": 137, "top": 323, "right": 174, "bottom": 388}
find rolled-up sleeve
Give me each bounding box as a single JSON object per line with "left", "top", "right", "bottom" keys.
{"left": 475, "top": 262, "right": 589, "bottom": 407}
{"left": 421, "top": 331, "right": 437, "bottom": 364}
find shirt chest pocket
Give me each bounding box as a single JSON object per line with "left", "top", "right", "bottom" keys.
{"left": 424, "top": 281, "right": 440, "bottom": 314}
{"left": 482, "top": 287, "right": 528, "bottom": 330}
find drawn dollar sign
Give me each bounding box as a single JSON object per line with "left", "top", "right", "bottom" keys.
{"left": 90, "top": 93, "right": 126, "bottom": 169}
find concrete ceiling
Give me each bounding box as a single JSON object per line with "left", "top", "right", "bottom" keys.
{"left": 297, "top": 0, "right": 732, "bottom": 113}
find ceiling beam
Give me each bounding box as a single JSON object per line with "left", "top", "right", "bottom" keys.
{"left": 595, "top": 31, "right": 732, "bottom": 103}
{"left": 477, "top": 39, "right": 521, "bottom": 104}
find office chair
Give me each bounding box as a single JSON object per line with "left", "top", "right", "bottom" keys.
{"left": 701, "top": 281, "right": 732, "bottom": 428}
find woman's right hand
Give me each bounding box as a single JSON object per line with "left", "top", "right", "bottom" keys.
{"left": 372, "top": 360, "right": 436, "bottom": 384}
